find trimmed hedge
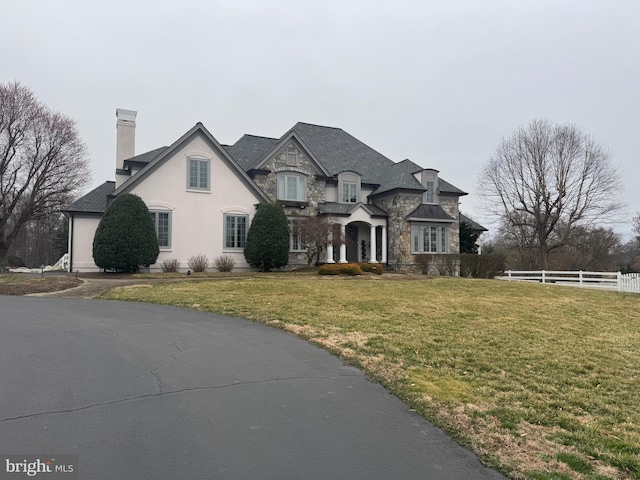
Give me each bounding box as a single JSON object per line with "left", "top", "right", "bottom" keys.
{"left": 318, "top": 263, "right": 363, "bottom": 276}
{"left": 414, "top": 254, "right": 504, "bottom": 279}
{"left": 358, "top": 262, "right": 383, "bottom": 275}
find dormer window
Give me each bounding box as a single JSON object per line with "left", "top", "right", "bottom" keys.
{"left": 338, "top": 172, "right": 361, "bottom": 204}
{"left": 425, "top": 180, "right": 435, "bottom": 203}
{"left": 286, "top": 146, "right": 298, "bottom": 167}
{"left": 342, "top": 182, "right": 357, "bottom": 203}
{"left": 421, "top": 169, "right": 439, "bottom": 204}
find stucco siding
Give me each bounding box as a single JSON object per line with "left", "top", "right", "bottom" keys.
{"left": 127, "top": 135, "right": 260, "bottom": 271}
{"left": 69, "top": 215, "right": 101, "bottom": 272}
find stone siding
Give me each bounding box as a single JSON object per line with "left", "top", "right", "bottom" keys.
{"left": 373, "top": 192, "right": 461, "bottom": 268}
{"left": 372, "top": 193, "right": 422, "bottom": 266}
{"left": 440, "top": 194, "right": 461, "bottom": 254}
{"left": 252, "top": 143, "right": 326, "bottom": 268}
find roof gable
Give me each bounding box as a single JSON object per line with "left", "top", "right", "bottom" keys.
{"left": 289, "top": 122, "right": 394, "bottom": 184}
{"left": 250, "top": 130, "right": 331, "bottom": 177}
{"left": 318, "top": 202, "right": 387, "bottom": 217}
{"left": 113, "top": 123, "right": 269, "bottom": 201}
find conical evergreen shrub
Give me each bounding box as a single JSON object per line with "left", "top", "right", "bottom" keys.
{"left": 93, "top": 194, "right": 159, "bottom": 272}
{"left": 244, "top": 202, "right": 289, "bottom": 271}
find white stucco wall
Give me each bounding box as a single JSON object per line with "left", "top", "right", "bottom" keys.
{"left": 71, "top": 132, "right": 263, "bottom": 273}
{"left": 126, "top": 134, "right": 261, "bottom": 272}
{"left": 69, "top": 215, "right": 101, "bottom": 272}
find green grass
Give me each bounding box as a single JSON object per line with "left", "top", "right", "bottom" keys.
{"left": 103, "top": 276, "right": 640, "bottom": 479}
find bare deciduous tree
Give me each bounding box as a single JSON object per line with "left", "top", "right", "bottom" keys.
{"left": 292, "top": 216, "right": 336, "bottom": 266}
{"left": 633, "top": 212, "right": 640, "bottom": 240}
{"left": 0, "top": 81, "right": 89, "bottom": 267}
{"left": 479, "top": 119, "right": 624, "bottom": 269}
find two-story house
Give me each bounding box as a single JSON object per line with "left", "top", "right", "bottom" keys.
{"left": 64, "top": 110, "right": 470, "bottom": 272}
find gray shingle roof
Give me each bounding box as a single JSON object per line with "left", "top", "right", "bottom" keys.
{"left": 123, "top": 146, "right": 168, "bottom": 165}
{"left": 225, "top": 135, "right": 279, "bottom": 171}
{"left": 318, "top": 202, "right": 387, "bottom": 217}
{"left": 373, "top": 159, "right": 424, "bottom": 196}
{"left": 64, "top": 181, "right": 115, "bottom": 213}
{"left": 460, "top": 213, "right": 488, "bottom": 232}
{"left": 439, "top": 177, "right": 467, "bottom": 196}
{"left": 407, "top": 204, "right": 455, "bottom": 221}
{"left": 290, "top": 122, "right": 394, "bottom": 185}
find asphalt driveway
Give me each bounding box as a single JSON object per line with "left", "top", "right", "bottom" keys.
{"left": 0, "top": 296, "right": 506, "bottom": 479}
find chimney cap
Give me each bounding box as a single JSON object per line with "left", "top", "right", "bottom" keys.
{"left": 116, "top": 108, "right": 137, "bottom": 124}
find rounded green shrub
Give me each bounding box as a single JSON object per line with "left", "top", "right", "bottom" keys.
{"left": 92, "top": 194, "right": 159, "bottom": 272}
{"left": 244, "top": 202, "right": 289, "bottom": 272}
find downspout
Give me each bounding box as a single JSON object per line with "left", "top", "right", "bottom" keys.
{"left": 67, "top": 214, "right": 74, "bottom": 273}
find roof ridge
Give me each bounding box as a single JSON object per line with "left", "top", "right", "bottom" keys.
{"left": 241, "top": 133, "right": 279, "bottom": 141}
{"left": 294, "top": 121, "right": 343, "bottom": 131}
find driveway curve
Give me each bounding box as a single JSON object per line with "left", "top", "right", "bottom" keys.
{"left": 0, "top": 296, "right": 506, "bottom": 479}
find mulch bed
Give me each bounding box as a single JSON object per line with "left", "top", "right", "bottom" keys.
{"left": 0, "top": 277, "right": 83, "bottom": 296}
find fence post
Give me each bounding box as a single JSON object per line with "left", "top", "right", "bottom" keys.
{"left": 617, "top": 271, "right": 622, "bottom": 292}
{"left": 579, "top": 270, "right": 583, "bottom": 287}
{"left": 542, "top": 270, "right": 546, "bottom": 284}
{"left": 508, "top": 270, "right": 512, "bottom": 281}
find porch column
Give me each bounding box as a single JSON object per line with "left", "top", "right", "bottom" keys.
{"left": 381, "top": 226, "right": 387, "bottom": 263}
{"left": 369, "top": 225, "right": 377, "bottom": 263}
{"left": 338, "top": 224, "right": 347, "bottom": 263}
{"left": 326, "top": 230, "right": 335, "bottom": 263}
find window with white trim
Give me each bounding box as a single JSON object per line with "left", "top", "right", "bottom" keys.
{"left": 342, "top": 182, "right": 357, "bottom": 203}
{"left": 288, "top": 218, "right": 305, "bottom": 252}
{"left": 421, "top": 170, "right": 438, "bottom": 204}
{"left": 150, "top": 211, "right": 171, "bottom": 248}
{"left": 411, "top": 224, "right": 449, "bottom": 253}
{"left": 286, "top": 147, "right": 298, "bottom": 167}
{"left": 224, "top": 214, "right": 248, "bottom": 249}
{"left": 277, "top": 173, "right": 306, "bottom": 201}
{"left": 187, "top": 158, "right": 210, "bottom": 190}
{"left": 338, "top": 172, "right": 361, "bottom": 204}
{"left": 425, "top": 180, "right": 435, "bottom": 203}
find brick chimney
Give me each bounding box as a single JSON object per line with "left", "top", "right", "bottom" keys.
{"left": 115, "top": 108, "right": 136, "bottom": 187}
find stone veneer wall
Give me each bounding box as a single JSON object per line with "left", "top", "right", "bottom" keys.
{"left": 373, "top": 192, "right": 461, "bottom": 267}
{"left": 372, "top": 193, "right": 422, "bottom": 266}
{"left": 251, "top": 143, "right": 327, "bottom": 267}
{"left": 439, "top": 194, "right": 460, "bottom": 254}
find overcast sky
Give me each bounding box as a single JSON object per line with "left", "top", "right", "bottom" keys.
{"left": 3, "top": 0, "right": 638, "bottom": 238}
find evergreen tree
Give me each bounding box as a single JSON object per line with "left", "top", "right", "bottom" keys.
{"left": 93, "top": 194, "right": 159, "bottom": 272}
{"left": 244, "top": 202, "right": 289, "bottom": 271}
{"left": 459, "top": 221, "right": 480, "bottom": 254}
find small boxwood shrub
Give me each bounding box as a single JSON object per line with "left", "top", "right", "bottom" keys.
{"left": 358, "top": 262, "right": 383, "bottom": 275}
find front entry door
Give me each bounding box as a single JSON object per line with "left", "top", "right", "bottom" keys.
{"left": 346, "top": 225, "right": 358, "bottom": 263}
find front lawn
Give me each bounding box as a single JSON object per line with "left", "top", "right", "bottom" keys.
{"left": 103, "top": 276, "right": 640, "bottom": 480}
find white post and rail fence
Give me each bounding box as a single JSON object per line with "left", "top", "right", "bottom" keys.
{"left": 496, "top": 270, "right": 640, "bottom": 293}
